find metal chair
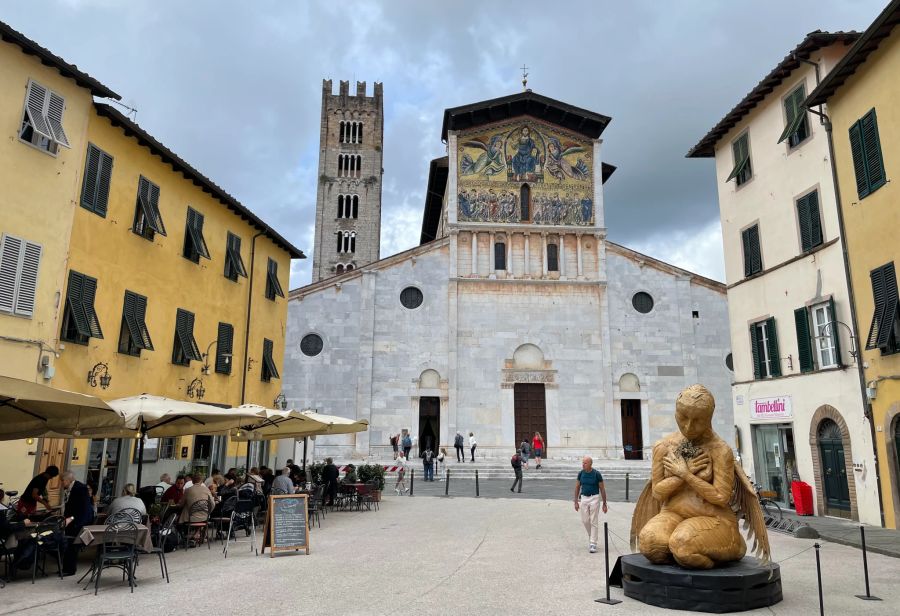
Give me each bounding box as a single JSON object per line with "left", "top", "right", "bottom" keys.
{"left": 147, "top": 512, "right": 175, "bottom": 583}
{"left": 223, "top": 498, "right": 257, "bottom": 558}
{"left": 209, "top": 496, "right": 237, "bottom": 543}
{"left": 306, "top": 485, "right": 325, "bottom": 529}
{"left": 180, "top": 500, "right": 211, "bottom": 550}
{"left": 86, "top": 521, "right": 138, "bottom": 595}
{"left": 30, "top": 515, "right": 64, "bottom": 584}
{"left": 107, "top": 507, "right": 144, "bottom": 525}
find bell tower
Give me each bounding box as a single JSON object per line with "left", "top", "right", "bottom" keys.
{"left": 311, "top": 79, "right": 384, "bottom": 281}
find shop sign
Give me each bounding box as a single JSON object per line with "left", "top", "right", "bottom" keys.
{"left": 750, "top": 395, "right": 792, "bottom": 420}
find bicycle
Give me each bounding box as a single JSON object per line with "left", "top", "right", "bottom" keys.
{"left": 752, "top": 480, "right": 783, "bottom": 522}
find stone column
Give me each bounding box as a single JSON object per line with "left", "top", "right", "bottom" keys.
{"left": 524, "top": 232, "right": 531, "bottom": 278}
{"left": 576, "top": 233, "right": 584, "bottom": 278}
{"left": 506, "top": 236, "right": 512, "bottom": 277}
{"left": 471, "top": 231, "right": 478, "bottom": 277}
{"left": 542, "top": 232, "right": 548, "bottom": 277}
{"left": 559, "top": 233, "right": 566, "bottom": 279}
{"left": 489, "top": 231, "right": 496, "bottom": 278}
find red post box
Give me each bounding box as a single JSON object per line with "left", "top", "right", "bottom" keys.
{"left": 791, "top": 481, "right": 814, "bottom": 516}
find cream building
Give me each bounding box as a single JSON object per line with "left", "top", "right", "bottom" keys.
{"left": 689, "top": 31, "right": 882, "bottom": 524}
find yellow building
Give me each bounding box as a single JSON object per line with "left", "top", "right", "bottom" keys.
{"left": 0, "top": 20, "right": 304, "bottom": 500}
{"left": 807, "top": 0, "right": 900, "bottom": 527}
{"left": 0, "top": 21, "right": 120, "bottom": 490}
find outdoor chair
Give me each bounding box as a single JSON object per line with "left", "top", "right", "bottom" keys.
{"left": 107, "top": 507, "right": 143, "bottom": 525}
{"left": 147, "top": 512, "right": 175, "bottom": 584}
{"left": 223, "top": 498, "right": 257, "bottom": 558}
{"left": 209, "top": 496, "right": 237, "bottom": 543}
{"left": 307, "top": 485, "right": 325, "bottom": 529}
{"left": 181, "top": 500, "right": 211, "bottom": 550}
{"left": 30, "top": 515, "right": 64, "bottom": 584}
{"left": 359, "top": 481, "right": 379, "bottom": 511}
{"left": 87, "top": 521, "right": 138, "bottom": 595}
{"left": 270, "top": 487, "right": 287, "bottom": 495}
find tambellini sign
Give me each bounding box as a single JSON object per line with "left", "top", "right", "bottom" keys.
{"left": 750, "top": 396, "right": 792, "bottom": 420}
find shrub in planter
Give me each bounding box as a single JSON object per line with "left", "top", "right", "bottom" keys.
{"left": 358, "top": 463, "right": 385, "bottom": 491}
{"left": 308, "top": 462, "right": 326, "bottom": 485}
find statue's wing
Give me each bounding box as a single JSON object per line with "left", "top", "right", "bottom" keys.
{"left": 630, "top": 480, "right": 661, "bottom": 552}
{"left": 731, "top": 464, "right": 772, "bottom": 565}
{"left": 560, "top": 145, "right": 587, "bottom": 157}
{"left": 461, "top": 139, "right": 488, "bottom": 151}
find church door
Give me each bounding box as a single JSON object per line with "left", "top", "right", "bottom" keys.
{"left": 418, "top": 397, "right": 440, "bottom": 458}
{"left": 620, "top": 400, "right": 643, "bottom": 460}
{"left": 514, "top": 384, "right": 547, "bottom": 455}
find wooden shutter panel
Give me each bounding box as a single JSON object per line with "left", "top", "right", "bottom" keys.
{"left": 65, "top": 271, "right": 91, "bottom": 336}
{"left": 135, "top": 294, "right": 153, "bottom": 350}
{"left": 797, "top": 195, "right": 812, "bottom": 252}
{"left": 878, "top": 263, "right": 900, "bottom": 349}
{"left": 866, "top": 266, "right": 887, "bottom": 349}
{"left": 807, "top": 191, "right": 822, "bottom": 249}
{"left": 750, "top": 324, "right": 762, "bottom": 380}
{"left": 742, "top": 229, "right": 752, "bottom": 277}
{"left": 46, "top": 91, "right": 69, "bottom": 148}
{"left": 794, "top": 307, "right": 814, "bottom": 373}
{"left": 215, "top": 322, "right": 234, "bottom": 374}
{"left": 262, "top": 338, "right": 280, "bottom": 380}
{"left": 81, "top": 145, "right": 101, "bottom": 213}
{"left": 96, "top": 151, "right": 113, "bottom": 217}
{"left": 175, "top": 309, "right": 202, "bottom": 361}
{"left": 0, "top": 235, "right": 23, "bottom": 313}
{"left": 861, "top": 110, "right": 886, "bottom": 191}
{"left": 849, "top": 121, "right": 869, "bottom": 199}
{"left": 828, "top": 297, "right": 843, "bottom": 367}
{"left": 14, "top": 241, "right": 41, "bottom": 317}
{"left": 24, "top": 81, "right": 53, "bottom": 141}
{"left": 766, "top": 317, "right": 781, "bottom": 377}
{"left": 81, "top": 275, "right": 103, "bottom": 338}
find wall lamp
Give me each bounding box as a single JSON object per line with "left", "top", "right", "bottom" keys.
{"left": 201, "top": 339, "right": 231, "bottom": 375}
{"left": 274, "top": 392, "right": 288, "bottom": 410}
{"left": 819, "top": 320, "right": 858, "bottom": 361}
{"left": 187, "top": 377, "right": 206, "bottom": 400}
{"left": 87, "top": 362, "right": 112, "bottom": 389}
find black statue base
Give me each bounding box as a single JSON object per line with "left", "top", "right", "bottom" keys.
{"left": 618, "top": 554, "right": 782, "bottom": 613}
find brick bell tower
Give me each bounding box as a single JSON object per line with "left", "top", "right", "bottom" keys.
{"left": 311, "top": 79, "right": 384, "bottom": 281}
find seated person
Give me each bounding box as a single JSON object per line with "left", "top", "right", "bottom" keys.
{"left": 162, "top": 476, "right": 186, "bottom": 504}
{"left": 179, "top": 473, "right": 215, "bottom": 524}
{"left": 157, "top": 473, "right": 172, "bottom": 491}
{"left": 247, "top": 467, "right": 264, "bottom": 493}
{"left": 272, "top": 468, "right": 295, "bottom": 494}
{"left": 106, "top": 483, "right": 147, "bottom": 519}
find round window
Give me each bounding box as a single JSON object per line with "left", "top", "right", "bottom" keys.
{"left": 632, "top": 292, "right": 654, "bottom": 314}
{"left": 400, "top": 286, "right": 423, "bottom": 309}
{"left": 300, "top": 334, "right": 323, "bottom": 357}
{"left": 725, "top": 353, "right": 734, "bottom": 371}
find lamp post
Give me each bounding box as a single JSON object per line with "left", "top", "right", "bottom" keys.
{"left": 274, "top": 392, "right": 287, "bottom": 410}
{"left": 819, "top": 320, "right": 859, "bottom": 361}
{"left": 87, "top": 362, "right": 112, "bottom": 389}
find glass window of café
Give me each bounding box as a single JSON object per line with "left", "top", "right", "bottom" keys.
{"left": 751, "top": 424, "right": 796, "bottom": 508}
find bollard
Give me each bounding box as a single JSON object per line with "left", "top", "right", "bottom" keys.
{"left": 445, "top": 469, "right": 450, "bottom": 496}
{"left": 410, "top": 469, "right": 414, "bottom": 497}
{"left": 625, "top": 473, "right": 630, "bottom": 502}
{"left": 855, "top": 525, "right": 882, "bottom": 601}
{"left": 475, "top": 469, "right": 480, "bottom": 497}
{"left": 594, "top": 522, "right": 622, "bottom": 605}
{"left": 814, "top": 543, "right": 824, "bottom": 616}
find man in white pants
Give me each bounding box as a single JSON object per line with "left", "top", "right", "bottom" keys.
{"left": 574, "top": 456, "right": 608, "bottom": 553}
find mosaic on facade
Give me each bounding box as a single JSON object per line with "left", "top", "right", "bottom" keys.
{"left": 457, "top": 120, "right": 594, "bottom": 225}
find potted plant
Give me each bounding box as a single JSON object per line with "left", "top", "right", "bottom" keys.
{"left": 358, "top": 463, "right": 385, "bottom": 501}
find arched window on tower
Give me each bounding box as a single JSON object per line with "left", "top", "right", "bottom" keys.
{"left": 336, "top": 232, "right": 343, "bottom": 253}
{"left": 358, "top": 122, "right": 363, "bottom": 144}
{"left": 520, "top": 184, "right": 531, "bottom": 221}
{"left": 352, "top": 195, "right": 359, "bottom": 218}
{"left": 337, "top": 195, "right": 345, "bottom": 219}
{"left": 356, "top": 155, "right": 362, "bottom": 178}
{"left": 346, "top": 264, "right": 354, "bottom": 272}
{"left": 336, "top": 264, "right": 344, "bottom": 274}
{"left": 338, "top": 154, "right": 344, "bottom": 177}
{"left": 350, "top": 233, "right": 356, "bottom": 253}
{"left": 339, "top": 121, "right": 344, "bottom": 144}
{"left": 353, "top": 122, "right": 359, "bottom": 143}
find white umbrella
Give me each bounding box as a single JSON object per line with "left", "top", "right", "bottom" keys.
{"left": 227, "top": 408, "right": 368, "bottom": 441}
{"left": 0, "top": 375, "right": 125, "bottom": 440}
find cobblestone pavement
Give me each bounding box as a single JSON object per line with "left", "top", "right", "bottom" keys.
{"left": 2, "top": 493, "right": 900, "bottom": 615}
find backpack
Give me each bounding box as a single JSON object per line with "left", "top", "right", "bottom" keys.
{"left": 402, "top": 436, "right": 412, "bottom": 448}
{"left": 390, "top": 435, "right": 398, "bottom": 446}
{"left": 511, "top": 455, "right": 521, "bottom": 469}
{"left": 454, "top": 434, "right": 464, "bottom": 447}
{"left": 424, "top": 450, "right": 434, "bottom": 463}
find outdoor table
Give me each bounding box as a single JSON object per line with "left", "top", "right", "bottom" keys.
{"left": 77, "top": 524, "right": 154, "bottom": 552}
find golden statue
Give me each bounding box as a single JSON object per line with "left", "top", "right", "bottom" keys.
{"left": 630, "top": 384, "right": 770, "bottom": 569}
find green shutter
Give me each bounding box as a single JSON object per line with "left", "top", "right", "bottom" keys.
{"left": 794, "top": 307, "right": 814, "bottom": 373}
{"left": 743, "top": 225, "right": 762, "bottom": 276}
{"left": 726, "top": 135, "right": 750, "bottom": 183}
{"left": 861, "top": 109, "right": 886, "bottom": 193}
{"left": 778, "top": 87, "right": 807, "bottom": 144}
{"left": 266, "top": 258, "right": 284, "bottom": 299}
{"left": 65, "top": 271, "right": 91, "bottom": 337}
{"left": 262, "top": 338, "right": 280, "bottom": 381}
{"left": 186, "top": 208, "right": 210, "bottom": 260}
{"left": 215, "top": 322, "right": 233, "bottom": 375}
{"left": 96, "top": 150, "right": 113, "bottom": 217}
{"left": 742, "top": 229, "right": 753, "bottom": 277}
{"left": 828, "top": 297, "right": 843, "bottom": 367}
{"left": 80, "top": 145, "right": 100, "bottom": 213}
{"left": 807, "top": 190, "right": 823, "bottom": 249}
{"left": 849, "top": 121, "right": 869, "bottom": 199}
{"left": 750, "top": 324, "right": 762, "bottom": 380}
{"left": 174, "top": 308, "right": 201, "bottom": 363}
{"left": 766, "top": 317, "right": 782, "bottom": 377}
{"left": 81, "top": 274, "right": 103, "bottom": 339}
{"left": 123, "top": 291, "right": 154, "bottom": 351}
{"left": 797, "top": 195, "right": 812, "bottom": 252}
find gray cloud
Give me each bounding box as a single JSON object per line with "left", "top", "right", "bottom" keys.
{"left": 5, "top": 0, "right": 886, "bottom": 285}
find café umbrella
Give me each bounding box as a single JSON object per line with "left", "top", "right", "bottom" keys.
{"left": 227, "top": 408, "right": 369, "bottom": 440}
{"left": 0, "top": 374, "right": 125, "bottom": 440}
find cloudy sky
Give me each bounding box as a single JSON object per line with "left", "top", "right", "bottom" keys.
{"left": 4, "top": 1, "right": 886, "bottom": 286}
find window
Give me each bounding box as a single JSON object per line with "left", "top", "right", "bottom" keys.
{"left": 742, "top": 224, "right": 762, "bottom": 277}
{"left": 750, "top": 318, "right": 781, "bottom": 379}
{"left": 224, "top": 232, "right": 247, "bottom": 281}
{"left": 547, "top": 243, "right": 559, "bottom": 271}
{"left": 337, "top": 195, "right": 359, "bottom": 219}
{"left": 727, "top": 133, "right": 752, "bottom": 186}
{"left": 352, "top": 195, "right": 359, "bottom": 218}
{"left": 866, "top": 262, "right": 900, "bottom": 354}
{"left": 118, "top": 290, "right": 153, "bottom": 356}
{"left": 797, "top": 190, "right": 823, "bottom": 252}
{"left": 215, "top": 322, "right": 234, "bottom": 375}
{"left": 300, "top": 333, "right": 323, "bottom": 357}
{"left": 0, "top": 234, "right": 42, "bottom": 317}
{"left": 182, "top": 207, "right": 210, "bottom": 263}
{"left": 339, "top": 121, "right": 364, "bottom": 144}
{"left": 172, "top": 308, "right": 201, "bottom": 366}
{"left": 19, "top": 80, "right": 69, "bottom": 154}
{"left": 133, "top": 176, "right": 166, "bottom": 240}
{"left": 261, "top": 338, "right": 280, "bottom": 382}
{"left": 795, "top": 300, "right": 842, "bottom": 372}
{"left": 778, "top": 84, "right": 810, "bottom": 147}
{"left": 61, "top": 270, "right": 103, "bottom": 345}
{"left": 80, "top": 144, "right": 114, "bottom": 217}
{"left": 632, "top": 292, "right": 654, "bottom": 314}
{"left": 400, "top": 286, "right": 423, "bottom": 309}
{"left": 520, "top": 184, "right": 531, "bottom": 221}
{"left": 265, "top": 257, "right": 284, "bottom": 301}
{"left": 725, "top": 353, "right": 734, "bottom": 371}
{"left": 849, "top": 109, "right": 886, "bottom": 199}
{"left": 159, "top": 437, "right": 176, "bottom": 460}
{"left": 494, "top": 242, "right": 506, "bottom": 270}
{"left": 336, "top": 264, "right": 344, "bottom": 275}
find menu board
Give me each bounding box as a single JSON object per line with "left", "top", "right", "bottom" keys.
{"left": 263, "top": 494, "right": 309, "bottom": 556}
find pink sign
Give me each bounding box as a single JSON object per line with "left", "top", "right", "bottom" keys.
{"left": 750, "top": 396, "right": 792, "bottom": 420}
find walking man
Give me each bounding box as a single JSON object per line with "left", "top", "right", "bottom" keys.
{"left": 469, "top": 432, "right": 477, "bottom": 462}
{"left": 390, "top": 433, "right": 399, "bottom": 460}
{"left": 454, "top": 431, "right": 465, "bottom": 462}
{"left": 510, "top": 449, "right": 523, "bottom": 493}
{"left": 402, "top": 431, "right": 412, "bottom": 460}
{"left": 422, "top": 446, "right": 435, "bottom": 481}
{"left": 574, "top": 456, "right": 607, "bottom": 553}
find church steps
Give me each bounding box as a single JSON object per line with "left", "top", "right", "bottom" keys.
{"left": 337, "top": 458, "right": 651, "bottom": 481}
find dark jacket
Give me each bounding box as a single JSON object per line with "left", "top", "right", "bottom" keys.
{"left": 323, "top": 464, "right": 340, "bottom": 484}
{"left": 63, "top": 481, "right": 94, "bottom": 529}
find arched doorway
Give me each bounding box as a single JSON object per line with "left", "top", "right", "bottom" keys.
{"left": 818, "top": 419, "right": 851, "bottom": 516}
{"left": 618, "top": 373, "right": 643, "bottom": 460}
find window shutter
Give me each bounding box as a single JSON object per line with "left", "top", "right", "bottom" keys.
{"left": 262, "top": 338, "right": 280, "bottom": 381}
{"left": 778, "top": 89, "right": 806, "bottom": 144}
{"left": 750, "top": 324, "right": 761, "bottom": 380}
{"left": 96, "top": 150, "right": 113, "bottom": 217}
{"left": 175, "top": 309, "right": 202, "bottom": 362}
{"left": 766, "top": 317, "right": 781, "bottom": 377}
{"left": 65, "top": 271, "right": 91, "bottom": 337}
{"left": 797, "top": 195, "right": 812, "bottom": 252}
{"left": 866, "top": 266, "right": 887, "bottom": 349}
{"left": 806, "top": 191, "right": 823, "bottom": 249}
{"left": 186, "top": 208, "right": 210, "bottom": 259}
{"left": 849, "top": 121, "right": 869, "bottom": 199}
{"left": 0, "top": 235, "right": 23, "bottom": 313}
{"left": 81, "top": 145, "right": 101, "bottom": 213}
{"left": 124, "top": 291, "right": 154, "bottom": 351}
{"left": 81, "top": 275, "right": 103, "bottom": 338}
{"left": 24, "top": 81, "right": 53, "bottom": 141}
{"left": 148, "top": 181, "right": 166, "bottom": 235}
{"left": 861, "top": 110, "right": 886, "bottom": 192}
{"left": 877, "top": 263, "right": 900, "bottom": 349}
{"left": 215, "top": 322, "right": 234, "bottom": 374}
{"left": 266, "top": 258, "right": 284, "bottom": 298}
{"left": 794, "top": 307, "right": 814, "bottom": 373}
{"left": 14, "top": 241, "right": 42, "bottom": 317}
{"left": 828, "top": 297, "right": 843, "bottom": 367}
{"left": 742, "top": 229, "right": 752, "bottom": 277}
{"left": 45, "top": 91, "right": 69, "bottom": 148}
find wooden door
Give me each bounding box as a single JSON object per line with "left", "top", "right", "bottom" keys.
{"left": 820, "top": 440, "right": 851, "bottom": 511}
{"left": 621, "top": 400, "right": 643, "bottom": 460}
{"left": 514, "top": 384, "right": 547, "bottom": 454}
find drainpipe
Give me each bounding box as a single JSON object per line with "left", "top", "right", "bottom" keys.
{"left": 809, "top": 104, "right": 886, "bottom": 527}
{"left": 240, "top": 230, "right": 266, "bottom": 469}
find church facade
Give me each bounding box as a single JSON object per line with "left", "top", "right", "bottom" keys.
{"left": 283, "top": 90, "right": 735, "bottom": 461}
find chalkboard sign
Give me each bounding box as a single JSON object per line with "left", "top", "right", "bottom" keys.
{"left": 262, "top": 494, "right": 309, "bottom": 556}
